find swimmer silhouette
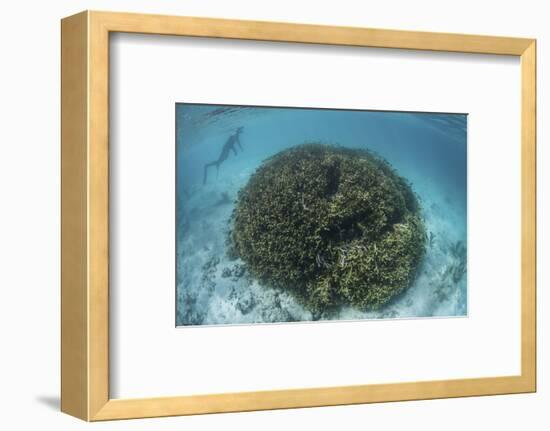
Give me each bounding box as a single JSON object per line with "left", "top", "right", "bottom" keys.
{"left": 203, "top": 127, "right": 244, "bottom": 184}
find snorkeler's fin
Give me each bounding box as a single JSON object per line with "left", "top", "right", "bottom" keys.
{"left": 203, "top": 161, "right": 218, "bottom": 184}
{"left": 203, "top": 164, "right": 209, "bottom": 184}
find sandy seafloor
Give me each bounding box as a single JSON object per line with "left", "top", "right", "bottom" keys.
{"left": 176, "top": 105, "right": 468, "bottom": 326}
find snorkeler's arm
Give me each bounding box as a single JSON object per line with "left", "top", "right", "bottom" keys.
{"left": 237, "top": 135, "right": 243, "bottom": 151}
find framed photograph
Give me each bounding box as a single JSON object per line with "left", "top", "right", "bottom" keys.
{"left": 176, "top": 104, "right": 467, "bottom": 326}
{"left": 61, "top": 11, "right": 536, "bottom": 421}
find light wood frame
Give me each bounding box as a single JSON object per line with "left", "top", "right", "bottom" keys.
{"left": 61, "top": 10, "right": 537, "bottom": 421}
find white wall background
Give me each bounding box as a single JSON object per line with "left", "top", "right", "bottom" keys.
{"left": 0, "top": 0, "right": 545, "bottom": 429}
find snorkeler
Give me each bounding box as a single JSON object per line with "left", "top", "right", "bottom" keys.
{"left": 203, "top": 127, "right": 244, "bottom": 184}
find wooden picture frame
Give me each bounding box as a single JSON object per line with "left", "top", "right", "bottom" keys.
{"left": 61, "top": 10, "right": 536, "bottom": 421}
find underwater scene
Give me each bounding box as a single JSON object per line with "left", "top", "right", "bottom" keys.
{"left": 176, "top": 104, "right": 467, "bottom": 326}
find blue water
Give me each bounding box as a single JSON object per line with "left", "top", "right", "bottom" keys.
{"left": 176, "top": 104, "right": 467, "bottom": 326}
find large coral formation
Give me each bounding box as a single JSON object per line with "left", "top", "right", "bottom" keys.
{"left": 230, "top": 143, "right": 426, "bottom": 314}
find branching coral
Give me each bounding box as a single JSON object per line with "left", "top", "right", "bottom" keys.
{"left": 230, "top": 143, "right": 426, "bottom": 314}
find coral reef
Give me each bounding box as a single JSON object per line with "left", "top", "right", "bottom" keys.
{"left": 447, "top": 240, "right": 467, "bottom": 283}
{"left": 429, "top": 231, "right": 436, "bottom": 247}
{"left": 221, "top": 263, "right": 247, "bottom": 281}
{"left": 178, "top": 255, "right": 220, "bottom": 325}
{"left": 230, "top": 143, "right": 426, "bottom": 314}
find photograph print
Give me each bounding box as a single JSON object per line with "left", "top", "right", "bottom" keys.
{"left": 176, "top": 104, "right": 467, "bottom": 326}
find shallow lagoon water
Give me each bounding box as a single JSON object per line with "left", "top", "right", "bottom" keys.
{"left": 176, "top": 104, "right": 467, "bottom": 326}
